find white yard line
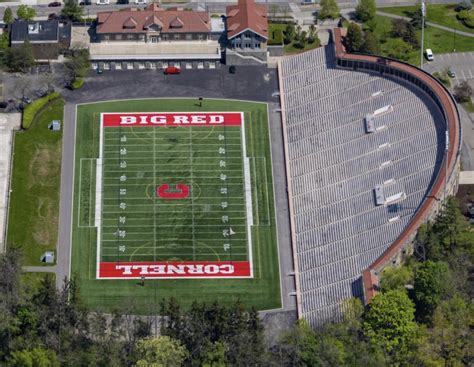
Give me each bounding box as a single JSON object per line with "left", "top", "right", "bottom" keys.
{"left": 95, "top": 114, "right": 105, "bottom": 279}
{"left": 240, "top": 112, "right": 254, "bottom": 278}
{"left": 189, "top": 126, "right": 196, "bottom": 261}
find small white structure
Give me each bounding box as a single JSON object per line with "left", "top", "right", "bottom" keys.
{"left": 48, "top": 120, "right": 61, "bottom": 131}
{"left": 40, "top": 251, "right": 55, "bottom": 263}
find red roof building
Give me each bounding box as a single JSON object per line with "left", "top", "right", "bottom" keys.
{"left": 96, "top": 4, "right": 212, "bottom": 43}
{"left": 226, "top": 0, "right": 268, "bottom": 50}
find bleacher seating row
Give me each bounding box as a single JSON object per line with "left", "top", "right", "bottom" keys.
{"left": 280, "top": 46, "right": 446, "bottom": 327}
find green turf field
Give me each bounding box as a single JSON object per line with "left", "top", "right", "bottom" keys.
{"left": 71, "top": 99, "right": 281, "bottom": 313}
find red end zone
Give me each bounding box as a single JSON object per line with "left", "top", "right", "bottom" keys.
{"left": 99, "top": 261, "right": 251, "bottom": 279}
{"left": 102, "top": 112, "right": 243, "bottom": 127}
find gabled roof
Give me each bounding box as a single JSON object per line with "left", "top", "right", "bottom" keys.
{"left": 96, "top": 6, "right": 210, "bottom": 34}
{"left": 226, "top": 0, "right": 268, "bottom": 40}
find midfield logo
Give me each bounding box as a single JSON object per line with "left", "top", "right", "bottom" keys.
{"left": 116, "top": 263, "right": 235, "bottom": 275}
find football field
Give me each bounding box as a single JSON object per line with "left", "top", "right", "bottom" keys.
{"left": 97, "top": 112, "right": 253, "bottom": 278}
{"left": 71, "top": 99, "right": 281, "bottom": 312}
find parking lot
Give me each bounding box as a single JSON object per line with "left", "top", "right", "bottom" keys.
{"left": 423, "top": 52, "right": 474, "bottom": 87}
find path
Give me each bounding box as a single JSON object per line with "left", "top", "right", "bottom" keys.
{"left": 376, "top": 11, "right": 474, "bottom": 38}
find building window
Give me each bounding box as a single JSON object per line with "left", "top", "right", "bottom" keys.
{"left": 162, "top": 34, "right": 168, "bottom": 41}
{"left": 198, "top": 34, "right": 203, "bottom": 40}
{"left": 139, "top": 34, "right": 145, "bottom": 41}
{"left": 104, "top": 35, "right": 110, "bottom": 41}
{"left": 186, "top": 62, "right": 192, "bottom": 69}
{"left": 115, "top": 34, "right": 122, "bottom": 40}
{"left": 197, "top": 62, "right": 204, "bottom": 69}
{"left": 186, "top": 34, "right": 192, "bottom": 40}
{"left": 174, "top": 34, "right": 180, "bottom": 40}
{"left": 127, "top": 34, "right": 134, "bottom": 40}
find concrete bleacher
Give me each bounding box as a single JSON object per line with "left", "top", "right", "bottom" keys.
{"left": 279, "top": 46, "right": 446, "bottom": 327}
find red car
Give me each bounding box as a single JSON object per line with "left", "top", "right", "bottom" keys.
{"left": 164, "top": 66, "right": 181, "bottom": 75}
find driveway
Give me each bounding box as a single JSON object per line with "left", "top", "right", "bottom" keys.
{"left": 57, "top": 67, "right": 297, "bottom": 313}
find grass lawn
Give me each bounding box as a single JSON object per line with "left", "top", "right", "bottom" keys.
{"left": 72, "top": 99, "right": 281, "bottom": 314}
{"left": 366, "top": 15, "right": 474, "bottom": 66}
{"left": 7, "top": 99, "right": 64, "bottom": 266}
{"left": 380, "top": 4, "right": 474, "bottom": 34}
{"left": 268, "top": 22, "right": 320, "bottom": 54}
{"left": 462, "top": 100, "right": 474, "bottom": 113}
{"left": 21, "top": 272, "right": 56, "bottom": 294}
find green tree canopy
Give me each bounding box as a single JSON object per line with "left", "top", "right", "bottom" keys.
{"left": 6, "top": 40, "right": 35, "bottom": 72}
{"left": 3, "top": 7, "right": 14, "bottom": 25}
{"left": 414, "top": 261, "right": 450, "bottom": 323}
{"left": 345, "top": 22, "right": 363, "bottom": 52}
{"left": 361, "top": 31, "right": 381, "bottom": 55}
{"left": 355, "top": 0, "right": 377, "bottom": 22}
{"left": 135, "top": 336, "right": 188, "bottom": 367}
{"left": 380, "top": 264, "right": 413, "bottom": 291}
{"left": 318, "top": 0, "right": 340, "bottom": 20}
{"left": 16, "top": 5, "right": 36, "bottom": 21}
{"left": 8, "top": 348, "right": 59, "bottom": 367}
{"left": 363, "top": 290, "right": 419, "bottom": 362}
{"left": 61, "top": 0, "right": 84, "bottom": 22}
{"left": 386, "top": 38, "right": 412, "bottom": 61}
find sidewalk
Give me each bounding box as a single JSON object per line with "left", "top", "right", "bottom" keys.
{"left": 377, "top": 10, "right": 474, "bottom": 38}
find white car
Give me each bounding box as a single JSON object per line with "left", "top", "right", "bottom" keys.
{"left": 96, "top": 0, "right": 109, "bottom": 4}
{"left": 425, "top": 48, "right": 434, "bottom": 61}
{"left": 135, "top": 0, "right": 147, "bottom": 4}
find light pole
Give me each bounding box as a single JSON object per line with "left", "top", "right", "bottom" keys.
{"left": 420, "top": 0, "right": 426, "bottom": 69}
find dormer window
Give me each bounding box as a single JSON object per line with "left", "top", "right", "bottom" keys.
{"left": 123, "top": 17, "right": 138, "bottom": 29}
{"left": 169, "top": 16, "right": 184, "bottom": 29}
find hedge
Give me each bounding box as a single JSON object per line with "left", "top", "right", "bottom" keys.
{"left": 71, "top": 78, "right": 84, "bottom": 90}
{"left": 22, "top": 91, "right": 60, "bottom": 130}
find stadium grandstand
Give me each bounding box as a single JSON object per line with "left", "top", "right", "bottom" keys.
{"left": 277, "top": 30, "right": 461, "bottom": 327}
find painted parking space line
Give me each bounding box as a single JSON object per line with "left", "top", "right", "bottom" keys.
{"left": 469, "top": 70, "right": 473, "bottom": 78}
{"left": 462, "top": 70, "right": 467, "bottom": 79}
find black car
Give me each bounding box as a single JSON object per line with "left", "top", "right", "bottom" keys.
{"left": 48, "top": 1, "right": 62, "bottom": 6}
{"left": 229, "top": 65, "right": 236, "bottom": 74}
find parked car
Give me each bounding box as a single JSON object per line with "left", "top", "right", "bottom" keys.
{"left": 48, "top": 1, "right": 62, "bottom": 7}
{"left": 79, "top": 0, "right": 91, "bottom": 5}
{"left": 22, "top": 96, "right": 32, "bottom": 104}
{"left": 229, "top": 65, "right": 236, "bottom": 74}
{"left": 48, "top": 13, "right": 60, "bottom": 20}
{"left": 164, "top": 66, "right": 181, "bottom": 75}
{"left": 448, "top": 68, "right": 456, "bottom": 78}
{"left": 425, "top": 48, "right": 434, "bottom": 61}
{"left": 96, "top": 0, "right": 110, "bottom": 5}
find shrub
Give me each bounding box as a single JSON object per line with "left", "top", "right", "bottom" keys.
{"left": 454, "top": 80, "right": 473, "bottom": 102}
{"left": 457, "top": 9, "right": 470, "bottom": 20}
{"left": 22, "top": 92, "right": 60, "bottom": 129}
{"left": 71, "top": 78, "right": 84, "bottom": 90}
{"left": 455, "top": 0, "right": 472, "bottom": 11}
{"left": 433, "top": 71, "right": 451, "bottom": 88}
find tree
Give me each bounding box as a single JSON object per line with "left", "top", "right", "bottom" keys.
{"left": 455, "top": 0, "right": 472, "bottom": 12}
{"left": 135, "top": 336, "right": 188, "bottom": 367}
{"left": 61, "top": 0, "right": 84, "bottom": 22}
{"left": 361, "top": 31, "right": 380, "bottom": 55}
{"left": 307, "top": 24, "right": 318, "bottom": 44}
{"left": 355, "top": 0, "right": 376, "bottom": 22}
{"left": 8, "top": 348, "right": 59, "bottom": 367}
{"left": 454, "top": 80, "right": 473, "bottom": 102}
{"left": 345, "top": 22, "right": 363, "bottom": 53}
{"left": 5, "top": 40, "right": 35, "bottom": 72}
{"left": 16, "top": 5, "right": 36, "bottom": 21}
{"left": 414, "top": 261, "right": 450, "bottom": 323}
{"left": 3, "top": 7, "right": 13, "bottom": 25}
{"left": 202, "top": 342, "right": 226, "bottom": 367}
{"left": 65, "top": 48, "right": 90, "bottom": 82}
{"left": 318, "top": 0, "right": 340, "bottom": 20}
{"left": 363, "top": 290, "right": 419, "bottom": 363}
{"left": 386, "top": 38, "right": 412, "bottom": 61}
{"left": 283, "top": 23, "right": 295, "bottom": 45}
{"left": 380, "top": 264, "right": 413, "bottom": 292}
{"left": 411, "top": 8, "right": 426, "bottom": 29}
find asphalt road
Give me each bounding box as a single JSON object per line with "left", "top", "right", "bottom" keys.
{"left": 56, "top": 66, "right": 297, "bottom": 312}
